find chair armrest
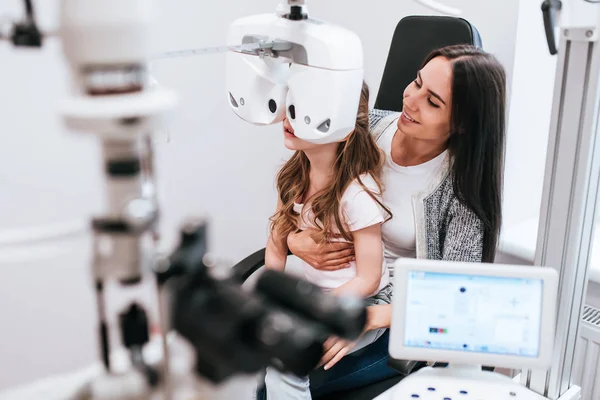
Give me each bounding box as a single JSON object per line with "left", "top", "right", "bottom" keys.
{"left": 231, "top": 248, "right": 293, "bottom": 282}
{"left": 231, "top": 247, "right": 267, "bottom": 282}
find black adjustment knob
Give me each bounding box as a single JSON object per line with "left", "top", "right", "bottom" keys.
{"left": 11, "top": 22, "right": 42, "bottom": 47}
{"left": 120, "top": 303, "right": 150, "bottom": 348}
{"left": 106, "top": 159, "right": 141, "bottom": 177}
{"left": 541, "top": 0, "right": 562, "bottom": 55}
{"left": 181, "top": 218, "right": 208, "bottom": 246}
{"left": 157, "top": 218, "right": 209, "bottom": 283}
{"left": 285, "top": 6, "right": 308, "bottom": 20}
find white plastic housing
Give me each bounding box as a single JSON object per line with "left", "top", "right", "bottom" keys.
{"left": 58, "top": 0, "right": 178, "bottom": 138}
{"left": 59, "top": 0, "right": 155, "bottom": 66}
{"left": 227, "top": 14, "right": 363, "bottom": 70}
{"left": 389, "top": 367, "right": 548, "bottom": 400}
{"left": 558, "top": 0, "right": 600, "bottom": 30}
{"left": 60, "top": 90, "right": 178, "bottom": 139}
{"left": 226, "top": 52, "right": 289, "bottom": 125}
{"left": 225, "top": 13, "right": 364, "bottom": 143}
{"left": 286, "top": 64, "right": 362, "bottom": 143}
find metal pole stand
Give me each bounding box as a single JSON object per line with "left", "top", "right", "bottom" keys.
{"left": 524, "top": 26, "right": 600, "bottom": 399}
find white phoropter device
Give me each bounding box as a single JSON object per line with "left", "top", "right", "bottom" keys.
{"left": 225, "top": 1, "right": 364, "bottom": 143}
{"left": 383, "top": 258, "right": 559, "bottom": 400}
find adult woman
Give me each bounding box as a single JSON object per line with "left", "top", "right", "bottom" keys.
{"left": 287, "top": 44, "right": 507, "bottom": 397}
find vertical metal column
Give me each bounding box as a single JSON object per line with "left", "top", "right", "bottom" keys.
{"left": 525, "top": 27, "right": 600, "bottom": 399}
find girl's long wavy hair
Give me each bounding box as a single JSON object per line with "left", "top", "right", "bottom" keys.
{"left": 270, "top": 81, "right": 392, "bottom": 244}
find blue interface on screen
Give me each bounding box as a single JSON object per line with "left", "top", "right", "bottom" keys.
{"left": 404, "top": 271, "right": 543, "bottom": 357}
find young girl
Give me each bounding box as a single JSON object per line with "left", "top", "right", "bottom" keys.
{"left": 263, "top": 82, "right": 393, "bottom": 399}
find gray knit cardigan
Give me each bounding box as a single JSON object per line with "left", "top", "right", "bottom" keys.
{"left": 370, "top": 109, "right": 484, "bottom": 263}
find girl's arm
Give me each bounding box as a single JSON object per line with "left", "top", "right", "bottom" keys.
{"left": 330, "top": 223, "right": 383, "bottom": 298}
{"left": 265, "top": 198, "right": 288, "bottom": 271}
{"left": 318, "top": 303, "right": 393, "bottom": 369}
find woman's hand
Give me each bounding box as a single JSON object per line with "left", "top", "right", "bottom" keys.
{"left": 287, "top": 229, "right": 355, "bottom": 271}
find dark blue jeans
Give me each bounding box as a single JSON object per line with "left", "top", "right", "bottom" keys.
{"left": 256, "top": 330, "right": 400, "bottom": 399}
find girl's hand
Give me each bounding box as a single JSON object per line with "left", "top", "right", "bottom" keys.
{"left": 317, "top": 304, "right": 394, "bottom": 370}
{"left": 287, "top": 229, "right": 354, "bottom": 271}
{"left": 318, "top": 336, "right": 357, "bottom": 370}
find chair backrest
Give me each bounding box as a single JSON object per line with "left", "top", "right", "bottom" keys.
{"left": 374, "top": 15, "right": 483, "bottom": 112}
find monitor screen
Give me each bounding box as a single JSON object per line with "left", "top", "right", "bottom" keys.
{"left": 404, "top": 271, "right": 544, "bottom": 358}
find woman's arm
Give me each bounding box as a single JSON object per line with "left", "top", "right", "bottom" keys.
{"left": 330, "top": 224, "right": 383, "bottom": 298}
{"left": 364, "top": 303, "right": 393, "bottom": 331}
{"left": 287, "top": 229, "right": 354, "bottom": 271}
{"left": 265, "top": 199, "right": 289, "bottom": 271}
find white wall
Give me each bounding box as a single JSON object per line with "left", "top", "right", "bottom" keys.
{"left": 502, "top": 0, "right": 558, "bottom": 229}
{"left": 0, "top": 0, "right": 520, "bottom": 390}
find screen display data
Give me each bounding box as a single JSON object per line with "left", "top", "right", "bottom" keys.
{"left": 404, "top": 271, "right": 543, "bottom": 358}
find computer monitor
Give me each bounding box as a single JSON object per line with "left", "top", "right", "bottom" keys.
{"left": 389, "top": 259, "right": 559, "bottom": 370}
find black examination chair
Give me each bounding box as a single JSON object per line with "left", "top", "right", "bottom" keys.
{"left": 232, "top": 15, "right": 484, "bottom": 400}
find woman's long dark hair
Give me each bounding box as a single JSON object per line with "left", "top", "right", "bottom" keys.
{"left": 422, "top": 45, "right": 506, "bottom": 263}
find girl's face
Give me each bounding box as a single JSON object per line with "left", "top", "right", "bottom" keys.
{"left": 282, "top": 117, "right": 322, "bottom": 151}
{"left": 399, "top": 56, "right": 453, "bottom": 142}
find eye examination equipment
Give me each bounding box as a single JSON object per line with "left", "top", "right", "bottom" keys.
{"left": 2, "top": 0, "right": 600, "bottom": 398}
{"left": 225, "top": 1, "right": 364, "bottom": 144}
{"left": 375, "top": 259, "right": 559, "bottom": 400}
{"left": 3, "top": 0, "right": 368, "bottom": 399}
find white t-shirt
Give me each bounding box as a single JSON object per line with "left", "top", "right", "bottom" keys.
{"left": 293, "top": 173, "right": 390, "bottom": 294}
{"left": 378, "top": 121, "right": 448, "bottom": 275}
